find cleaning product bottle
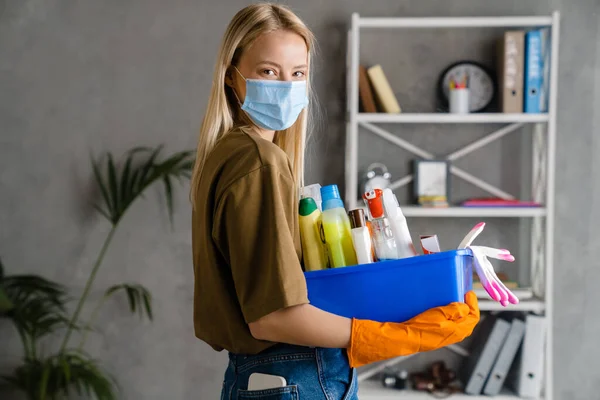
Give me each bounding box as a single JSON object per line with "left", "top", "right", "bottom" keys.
{"left": 320, "top": 185, "right": 358, "bottom": 268}
{"left": 363, "top": 189, "right": 399, "bottom": 260}
{"left": 348, "top": 209, "right": 374, "bottom": 265}
{"left": 300, "top": 183, "right": 323, "bottom": 211}
{"left": 299, "top": 197, "right": 329, "bottom": 271}
{"left": 382, "top": 188, "right": 418, "bottom": 258}
{"left": 365, "top": 218, "right": 378, "bottom": 262}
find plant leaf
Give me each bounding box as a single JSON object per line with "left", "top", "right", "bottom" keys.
{"left": 11, "top": 297, "right": 70, "bottom": 340}
{"left": 91, "top": 154, "right": 112, "bottom": 220}
{"left": 119, "top": 147, "right": 152, "bottom": 214}
{"left": 126, "top": 146, "right": 153, "bottom": 155}
{"left": 93, "top": 204, "right": 112, "bottom": 222}
{"left": 135, "top": 146, "right": 163, "bottom": 195}
{"left": 0, "top": 287, "right": 13, "bottom": 313}
{"left": 3, "top": 351, "right": 117, "bottom": 400}
{"left": 61, "top": 357, "right": 71, "bottom": 382}
{"left": 2, "top": 274, "right": 70, "bottom": 350}
{"left": 119, "top": 154, "right": 134, "bottom": 215}
{"left": 103, "top": 284, "right": 153, "bottom": 321}
{"left": 142, "top": 289, "right": 153, "bottom": 321}
{"left": 106, "top": 153, "right": 120, "bottom": 224}
{"left": 125, "top": 286, "right": 136, "bottom": 314}
{"left": 163, "top": 175, "right": 174, "bottom": 226}
{"left": 3, "top": 275, "right": 67, "bottom": 309}
{"left": 39, "top": 363, "right": 51, "bottom": 400}
{"left": 90, "top": 145, "right": 194, "bottom": 231}
{"left": 127, "top": 167, "right": 141, "bottom": 205}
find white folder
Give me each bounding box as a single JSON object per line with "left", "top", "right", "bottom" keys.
{"left": 483, "top": 318, "right": 526, "bottom": 395}
{"left": 509, "top": 315, "right": 546, "bottom": 398}
{"left": 464, "top": 317, "right": 511, "bottom": 395}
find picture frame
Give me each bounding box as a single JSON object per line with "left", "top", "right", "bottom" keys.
{"left": 413, "top": 159, "right": 450, "bottom": 207}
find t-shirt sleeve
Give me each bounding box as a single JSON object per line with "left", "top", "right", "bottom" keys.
{"left": 212, "top": 164, "right": 309, "bottom": 323}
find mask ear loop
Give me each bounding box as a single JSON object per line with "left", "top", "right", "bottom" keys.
{"left": 230, "top": 66, "right": 259, "bottom": 132}
{"left": 230, "top": 66, "right": 246, "bottom": 107}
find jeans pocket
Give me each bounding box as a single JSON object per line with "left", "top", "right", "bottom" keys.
{"left": 237, "top": 385, "right": 299, "bottom": 399}
{"left": 341, "top": 369, "right": 358, "bottom": 400}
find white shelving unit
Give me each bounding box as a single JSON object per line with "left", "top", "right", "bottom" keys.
{"left": 345, "top": 12, "right": 560, "bottom": 400}
{"left": 479, "top": 299, "right": 545, "bottom": 313}
{"left": 358, "top": 380, "right": 522, "bottom": 400}
{"left": 356, "top": 113, "right": 550, "bottom": 124}
{"left": 397, "top": 206, "right": 546, "bottom": 218}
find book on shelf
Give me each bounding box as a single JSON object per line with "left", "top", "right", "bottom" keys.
{"left": 539, "top": 28, "right": 551, "bottom": 114}
{"left": 494, "top": 27, "right": 551, "bottom": 114}
{"left": 358, "top": 65, "right": 378, "bottom": 113}
{"left": 462, "top": 198, "right": 542, "bottom": 207}
{"left": 417, "top": 195, "right": 449, "bottom": 208}
{"left": 366, "top": 64, "right": 402, "bottom": 113}
{"left": 524, "top": 28, "right": 551, "bottom": 113}
{"left": 498, "top": 31, "right": 525, "bottom": 113}
{"left": 358, "top": 29, "right": 551, "bottom": 116}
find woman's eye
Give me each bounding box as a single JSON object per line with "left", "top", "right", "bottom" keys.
{"left": 293, "top": 71, "right": 306, "bottom": 78}
{"left": 262, "top": 69, "right": 276, "bottom": 76}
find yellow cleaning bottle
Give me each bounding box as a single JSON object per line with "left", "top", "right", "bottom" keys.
{"left": 320, "top": 185, "right": 358, "bottom": 268}
{"left": 299, "top": 197, "right": 328, "bottom": 271}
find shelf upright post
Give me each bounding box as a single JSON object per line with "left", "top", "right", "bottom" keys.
{"left": 544, "top": 10, "right": 560, "bottom": 400}
{"left": 345, "top": 13, "right": 360, "bottom": 210}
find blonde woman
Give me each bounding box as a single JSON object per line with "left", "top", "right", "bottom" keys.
{"left": 191, "top": 3, "right": 479, "bottom": 399}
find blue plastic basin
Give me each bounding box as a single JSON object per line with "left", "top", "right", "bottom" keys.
{"left": 304, "top": 249, "right": 473, "bottom": 323}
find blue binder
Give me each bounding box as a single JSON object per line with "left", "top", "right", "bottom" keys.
{"left": 539, "top": 28, "right": 551, "bottom": 112}
{"left": 524, "top": 30, "right": 544, "bottom": 113}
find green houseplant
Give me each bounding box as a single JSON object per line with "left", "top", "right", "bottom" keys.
{"left": 1, "top": 146, "right": 194, "bottom": 399}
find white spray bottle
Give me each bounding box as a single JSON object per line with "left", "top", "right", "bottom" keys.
{"left": 382, "top": 189, "right": 417, "bottom": 258}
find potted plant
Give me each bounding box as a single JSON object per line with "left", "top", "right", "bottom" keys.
{"left": 1, "top": 146, "right": 194, "bottom": 399}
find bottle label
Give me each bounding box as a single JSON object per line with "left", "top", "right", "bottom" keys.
{"left": 318, "top": 220, "right": 331, "bottom": 268}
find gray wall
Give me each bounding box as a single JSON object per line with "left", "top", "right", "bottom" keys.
{"left": 1, "top": 0, "right": 598, "bottom": 399}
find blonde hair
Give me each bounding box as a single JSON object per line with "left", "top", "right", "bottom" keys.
{"left": 190, "top": 3, "right": 316, "bottom": 207}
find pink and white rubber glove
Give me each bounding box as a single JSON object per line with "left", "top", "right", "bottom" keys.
{"left": 459, "top": 222, "right": 519, "bottom": 306}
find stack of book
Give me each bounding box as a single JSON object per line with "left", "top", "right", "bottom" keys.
{"left": 498, "top": 28, "right": 551, "bottom": 113}
{"left": 418, "top": 195, "right": 449, "bottom": 208}
{"left": 358, "top": 64, "right": 402, "bottom": 113}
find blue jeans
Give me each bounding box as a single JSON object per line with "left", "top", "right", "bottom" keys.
{"left": 221, "top": 344, "right": 358, "bottom": 399}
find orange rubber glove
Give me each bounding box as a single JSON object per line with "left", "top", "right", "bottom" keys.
{"left": 348, "top": 291, "right": 480, "bottom": 368}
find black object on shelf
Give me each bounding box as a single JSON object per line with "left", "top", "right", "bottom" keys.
{"left": 381, "top": 369, "right": 409, "bottom": 390}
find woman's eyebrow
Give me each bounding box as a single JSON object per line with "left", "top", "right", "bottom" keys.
{"left": 256, "top": 61, "right": 308, "bottom": 69}
{"left": 256, "top": 61, "right": 282, "bottom": 69}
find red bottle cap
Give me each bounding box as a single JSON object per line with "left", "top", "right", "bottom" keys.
{"left": 362, "top": 189, "right": 385, "bottom": 219}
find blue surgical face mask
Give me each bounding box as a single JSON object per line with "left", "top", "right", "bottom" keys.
{"left": 233, "top": 67, "right": 309, "bottom": 131}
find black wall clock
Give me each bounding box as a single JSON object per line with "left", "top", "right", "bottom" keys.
{"left": 437, "top": 61, "right": 496, "bottom": 112}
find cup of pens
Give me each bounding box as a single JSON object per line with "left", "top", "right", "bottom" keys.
{"left": 449, "top": 75, "right": 469, "bottom": 114}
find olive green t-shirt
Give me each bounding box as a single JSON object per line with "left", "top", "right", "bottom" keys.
{"left": 192, "top": 129, "right": 309, "bottom": 354}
